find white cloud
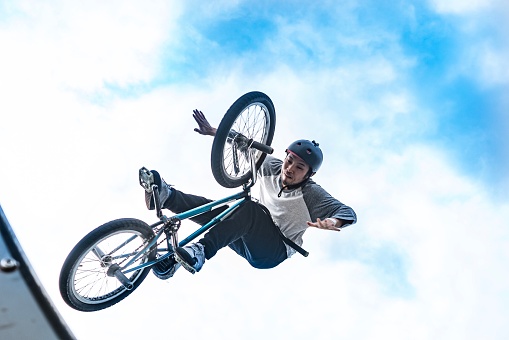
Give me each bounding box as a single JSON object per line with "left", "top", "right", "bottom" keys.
{"left": 428, "top": 0, "right": 509, "bottom": 88}
{"left": 0, "top": 0, "right": 182, "bottom": 94}
{"left": 429, "top": 0, "right": 496, "bottom": 14}
{"left": 473, "top": 43, "right": 509, "bottom": 87}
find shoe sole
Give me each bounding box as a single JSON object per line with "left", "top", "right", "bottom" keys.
{"left": 152, "top": 255, "right": 180, "bottom": 280}
{"left": 174, "top": 248, "right": 197, "bottom": 274}
{"left": 152, "top": 267, "right": 177, "bottom": 280}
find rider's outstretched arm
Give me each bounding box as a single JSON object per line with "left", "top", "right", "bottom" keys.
{"left": 193, "top": 110, "right": 217, "bottom": 136}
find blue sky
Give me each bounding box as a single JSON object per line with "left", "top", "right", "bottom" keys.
{"left": 1, "top": 1, "right": 508, "bottom": 339}
{"left": 102, "top": 0, "right": 508, "bottom": 194}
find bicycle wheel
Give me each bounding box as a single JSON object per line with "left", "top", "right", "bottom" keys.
{"left": 211, "top": 91, "right": 276, "bottom": 188}
{"left": 59, "top": 218, "right": 156, "bottom": 312}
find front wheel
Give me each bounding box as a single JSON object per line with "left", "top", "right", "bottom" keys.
{"left": 211, "top": 91, "right": 276, "bottom": 188}
{"left": 59, "top": 218, "right": 156, "bottom": 312}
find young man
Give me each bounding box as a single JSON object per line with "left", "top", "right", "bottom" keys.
{"left": 144, "top": 110, "right": 357, "bottom": 279}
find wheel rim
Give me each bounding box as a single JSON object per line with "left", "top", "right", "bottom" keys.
{"left": 69, "top": 230, "right": 151, "bottom": 304}
{"left": 221, "top": 102, "right": 271, "bottom": 181}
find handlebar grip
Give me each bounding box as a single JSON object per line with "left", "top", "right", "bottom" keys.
{"left": 250, "top": 140, "right": 274, "bottom": 154}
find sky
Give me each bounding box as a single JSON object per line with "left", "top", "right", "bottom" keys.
{"left": 0, "top": 0, "right": 508, "bottom": 339}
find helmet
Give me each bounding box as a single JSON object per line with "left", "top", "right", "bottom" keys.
{"left": 286, "top": 139, "right": 323, "bottom": 173}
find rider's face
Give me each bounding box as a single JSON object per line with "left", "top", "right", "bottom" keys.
{"left": 281, "top": 152, "right": 311, "bottom": 186}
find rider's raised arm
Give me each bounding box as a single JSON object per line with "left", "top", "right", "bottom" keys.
{"left": 193, "top": 110, "right": 217, "bottom": 136}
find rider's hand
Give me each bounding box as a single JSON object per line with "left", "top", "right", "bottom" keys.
{"left": 193, "top": 109, "right": 217, "bottom": 136}
{"left": 307, "top": 218, "right": 342, "bottom": 232}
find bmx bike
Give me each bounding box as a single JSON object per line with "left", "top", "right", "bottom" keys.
{"left": 59, "top": 91, "right": 276, "bottom": 312}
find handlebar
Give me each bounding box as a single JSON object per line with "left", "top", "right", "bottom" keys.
{"left": 227, "top": 129, "right": 273, "bottom": 155}
{"left": 250, "top": 140, "right": 273, "bottom": 154}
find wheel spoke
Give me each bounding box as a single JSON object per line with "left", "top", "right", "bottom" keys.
{"left": 222, "top": 103, "right": 269, "bottom": 179}
{"left": 68, "top": 229, "right": 152, "bottom": 305}
{"left": 211, "top": 91, "right": 275, "bottom": 188}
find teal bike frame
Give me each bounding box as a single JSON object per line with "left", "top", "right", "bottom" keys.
{"left": 120, "top": 176, "right": 254, "bottom": 277}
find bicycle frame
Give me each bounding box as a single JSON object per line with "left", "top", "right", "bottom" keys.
{"left": 120, "top": 149, "right": 259, "bottom": 278}
{"left": 124, "top": 189, "right": 250, "bottom": 275}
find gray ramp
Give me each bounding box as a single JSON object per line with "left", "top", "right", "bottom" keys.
{"left": 0, "top": 205, "right": 75, "bottom": 340}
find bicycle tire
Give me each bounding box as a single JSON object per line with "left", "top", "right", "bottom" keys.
{"left": 59, "top": 218, "right": 156, "bottom": 312}
{"left": 211, "top": 91, "right": 276, "bottom": 188}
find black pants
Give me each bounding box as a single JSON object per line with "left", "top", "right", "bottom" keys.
{"left": 164, "top": 189, "right": 288, "bottom": 269}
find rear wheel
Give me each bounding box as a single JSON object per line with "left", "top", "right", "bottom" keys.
{"left": 211, "top": 91, "right": 276, "bottom": 188}
{"left": 59, "top": 218, "right": 156, "bottom": 312}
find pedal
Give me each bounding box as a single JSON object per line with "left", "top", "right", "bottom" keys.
{"left": 139, "top": 167, "right": 155, "bottom": 192}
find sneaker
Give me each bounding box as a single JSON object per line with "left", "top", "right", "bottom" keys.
{"left": 175, "top": 243, "right": 205, "bottom": 274}
{"left": 152, "top": 254, "right": 181, "bottom": 280}
{"left": 144, "top": 170, "right": 173, "bottom": 210}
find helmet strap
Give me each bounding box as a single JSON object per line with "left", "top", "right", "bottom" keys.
{"left": 278, "top": 177, "right": 311, "bottom": 198}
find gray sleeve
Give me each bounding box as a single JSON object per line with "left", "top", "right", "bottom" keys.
{"left": 302, "top": 181, "right": 357, "bottom": 228}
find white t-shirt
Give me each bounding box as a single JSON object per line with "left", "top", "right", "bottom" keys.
{"left": 257, "top": 156, "right": 357, "bottom": 257}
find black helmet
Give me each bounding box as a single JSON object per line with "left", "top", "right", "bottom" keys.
{"left": 286, "top": 139, "right": 323, "bottom": 173}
